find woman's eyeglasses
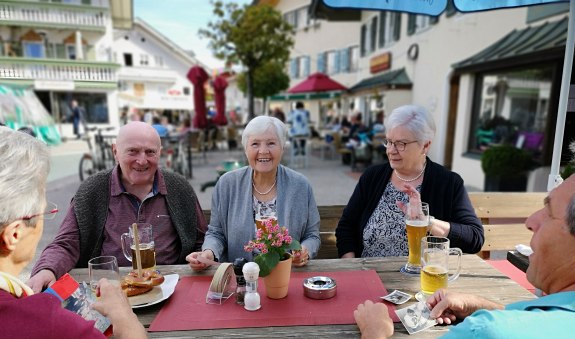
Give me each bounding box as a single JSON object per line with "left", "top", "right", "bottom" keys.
{"left": 21, "top": 201, "right": 59, "bottom": 221}
{"left": 382, "top": 139, "right": 419, "bottom": 152}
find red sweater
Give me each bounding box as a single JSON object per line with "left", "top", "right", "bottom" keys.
{"left": 0, "top": 290, "right": 104, "bottom": 339}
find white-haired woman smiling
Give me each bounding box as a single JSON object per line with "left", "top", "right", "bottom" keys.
{"left": 187, "top": 116, "right": 320, "bottom": 270}
{"left": 336, "top": 105, "right": 484, "bottom": 258}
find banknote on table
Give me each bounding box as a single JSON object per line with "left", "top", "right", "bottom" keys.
{"left": 396, "top": 301, "right": 438, "bottom": 335}
{"left": 380, "top": 289, "right": 412, "bottom": 305}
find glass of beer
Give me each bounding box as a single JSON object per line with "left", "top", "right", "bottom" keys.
{"left": 121, "top": 223, "right": 156, "bottom": 270}
{"left": 403, "top": 202, "right": 430, "bottom": 274}
{"left": 418, "top": 236, "right": 462, "bottom": 300}
{"left": 88, "top": 256, "right": 120, "bottom": 293}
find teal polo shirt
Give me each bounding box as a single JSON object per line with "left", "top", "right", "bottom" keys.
{"left": 441, "top": 291, "right": 575, "bottom": 338}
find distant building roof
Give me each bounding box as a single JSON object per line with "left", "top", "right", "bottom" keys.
{"left": 349, "top": 68, "right": 412, "bottom": 93}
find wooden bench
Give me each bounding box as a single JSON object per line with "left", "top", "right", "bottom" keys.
{"left": 468, "top": 192, "right": 545, "bottom": 259}
{"left": 201, "top": 192, "right": 545, "bottom": 260}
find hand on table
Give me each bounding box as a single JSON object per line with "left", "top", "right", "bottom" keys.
{"left": 92, "top": 278, "right": 146, "bottom": 339}
{"left": 26, "top": 269, "right": 56, "bottom": 294}
{"left": 292, "top": 246, "right": 310, "bottom": 267}
{"left": 427, "top": 289, "right": 504, "bottom": 325}
{"left": 186, "top": 249, "right": 215, "bottom": 272}
{"left": 354, "top": 300, "right": 393, "bottom": 339}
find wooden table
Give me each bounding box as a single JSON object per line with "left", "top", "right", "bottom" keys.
{"left": 507, "top": 250, "right": 530, "bottom": 273}
{"left": 70, "top": 255, "right": 535, "bottom": 338}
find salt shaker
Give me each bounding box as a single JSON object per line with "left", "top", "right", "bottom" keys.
{"left": 233, "top": 258, "right": 247, "bottom": 305}
{"left": 242, "top": 262, "right": 261, "bottom": 311}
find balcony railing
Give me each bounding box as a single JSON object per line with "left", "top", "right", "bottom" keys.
{"left": 0, "top": 0, "right": 109, "bottom": 30}
{"left": 0, "top": 57, "right": 120, "bottom": 83}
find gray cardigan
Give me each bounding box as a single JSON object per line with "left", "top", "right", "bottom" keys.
{"left": 203, "top": 165, "right": 321, "bottom": 262}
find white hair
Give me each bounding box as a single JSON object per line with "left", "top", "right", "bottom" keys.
{"left": 241, "top": 116, "right": 287, "bottom": 150}
{"left": 0, "top": 127, "right": 50, "bottom": 228}
{"left": 384, "top": 105, "right": 436, "bottom": 142}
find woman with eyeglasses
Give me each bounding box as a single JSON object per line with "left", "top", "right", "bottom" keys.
{"left": 336, "top": 105, "right": 483, "bottom": 258}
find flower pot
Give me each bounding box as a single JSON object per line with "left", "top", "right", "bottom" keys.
{"left": 263, "top": 255, "right": 292, "bottom": 299}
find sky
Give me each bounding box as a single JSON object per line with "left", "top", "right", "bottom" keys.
{"left": 134, "top": 0, "right": 252, "bottom": 70}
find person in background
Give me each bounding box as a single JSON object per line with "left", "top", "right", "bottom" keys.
{"left": 0, "top": 127, "right": 146, "bottom": 339}
{"left": 354, "top": 170, "right": 575, "bottom": 338}
{"left": 336, "top": 105, "right": 483, "bottom": 258}
{"left": 287, "top": 101, "right": 310, "bottom": 156}
{"left": 152, "top": 116, "right": 169, "bottom": 138}
{"left": 27, "top": 121, "right": 207, "bottom": 293}
{"left": 71, "top": 100, "right": 86, "bottom": 139}
{"left": 272, "top": 107, "right": 286, "bottom": 123}
{"left": 187, "top": 116, "right": 320, "bottom": 269}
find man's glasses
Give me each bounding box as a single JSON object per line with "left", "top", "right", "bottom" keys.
{"left": 382, "top": 139, "right": 419, "bottom": 152}
{"left": 21, "top": 201, "right": 59, "bottom": 221}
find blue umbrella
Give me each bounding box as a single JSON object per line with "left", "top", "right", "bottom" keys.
{"left": 321, "top": 0, "right": 574, "bottom": 190}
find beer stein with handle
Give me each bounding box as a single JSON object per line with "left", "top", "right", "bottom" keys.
{"left": 417, "top": 236, "right": 462, "bottom": 301}
{"left": 121, "top": 223, "right": 156, "bottom": 270}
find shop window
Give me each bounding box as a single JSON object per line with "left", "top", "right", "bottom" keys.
{"left": 468, "top": 65, "right": 554, "bottom": 162}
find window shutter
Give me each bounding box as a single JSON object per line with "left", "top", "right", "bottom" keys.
{"left": 317, "top": 52, "right": 325, "bottom": 73}
{"left": 407, "top": 14, "right": 416, "bottom": 35}
{"left": 430, "top": 15, "right": 439, "bottom": 25}
{"left": 370, "top": 16, "right": 378, "bottom": 52}
{"left": 393, "top": 13, "right": 401, "bottom": 41}
{"left": 290, "top": 59, "right": 297, "bottom": 78}
{"left": 379, "top": 12, "right": 386, "bottom": 48}
{"left": 303, "top": 56, "right": 310, "bottom": 77}
{"left": 340, "top": 49, "right": 349, "bottom": 73}
{"left": 360, "top": 24, "right": 366, "bottom": 57}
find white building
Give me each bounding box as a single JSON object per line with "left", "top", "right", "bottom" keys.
{"left": 260, "top": 0, "right": 574, "bottom": 191}
{"left": 113, "top": 18, "right": 209, "bottom": 125}
{"left": 0, "top": 0, "right": 132, "bottom": 138}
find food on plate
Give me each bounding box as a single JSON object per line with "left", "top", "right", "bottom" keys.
{"left": 121, "top": 269, "right": 164, "bottom": 297}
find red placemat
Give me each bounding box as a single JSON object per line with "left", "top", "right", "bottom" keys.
{"left": 149, "top": 270, "right": 399, "bottom": 332}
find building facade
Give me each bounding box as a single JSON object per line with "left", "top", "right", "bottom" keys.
{"left": 0, "top": 0, "right": 132, "bottom": 138}
{"left": 113, "top": 18, "right": 207, "bottom": 125}
{"left": 269, "top": 0, "right": 572, "bottom": 191}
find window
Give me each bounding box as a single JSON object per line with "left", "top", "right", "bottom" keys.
{"left": 349, "top": 46, "right": 359, "bottom": 72}
{"left": 23, "top": 41, "right": 44, "bottom": 58}
{"left": 369, "top": 16, "right": 377, "bottom": 53}
{"left": 183, "top": 87, "right": 190, "bottom": 95}
{"left": 140, "top": 54, "right": 149, "bottom": 66}
{"left": 408, "top": 14, "right": 431, "bottom": 35}
{"left": 379, "top": 12, "right": 401, "bottom": 48}
{"left": 284, "top": 6, "right": 310, "bottom": 30}
{"left": 298, "top": 56, "right": 309, "bottom": 78}
{"left": 468, "top": 65, "right": 554, "bottom": 162}
{"left": 124, "top": 53, "right": 132, "bottom": 66}
{"left": 154, "top": 55, "right": 163, "bottom": 67}
{"left": 326, "top": 50, "right": 338, "bottom": 75}
{"left": 360, "top": 24, "right": 367, "bottom": 57}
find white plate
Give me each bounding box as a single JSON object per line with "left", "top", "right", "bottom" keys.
{"left": 128, "top": 274, "right": 179, "bottom": 309}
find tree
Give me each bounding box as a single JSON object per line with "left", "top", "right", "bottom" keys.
{"left": 199, "top": 1, "right": 294, "bottom": 120}
{"left": 237, "top": 61, "right": 290, "bottom": 113}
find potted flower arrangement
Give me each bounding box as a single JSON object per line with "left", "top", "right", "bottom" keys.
{"left": 244, "top": 218, "right": 301, "bottom": 299}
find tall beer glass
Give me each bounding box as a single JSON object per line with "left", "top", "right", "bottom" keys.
{"left": 403, "top": 202, "right": 430, "bottom": 274}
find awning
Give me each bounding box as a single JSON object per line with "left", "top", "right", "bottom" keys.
{"left": 268, "top": 91, "right": 342, "bottom": 101}
{"left": 348, "top": 68, "right": 412, "bottom": 94}
{"left": 453, "top": 17, "right": 568, "bottom": 73}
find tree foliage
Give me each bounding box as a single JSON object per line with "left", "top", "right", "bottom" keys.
{"left": 237, "top": 61, "right": 290, "bottom": 99}
{"left": 199, "top": 1, "right": 294, "bottom": 119}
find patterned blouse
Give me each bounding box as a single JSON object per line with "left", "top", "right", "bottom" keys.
{"left": 252, "top": 196, "right": 277, "bottom": 221}
{"left": 361, "top": 182, "right": 421, "bottom": 257}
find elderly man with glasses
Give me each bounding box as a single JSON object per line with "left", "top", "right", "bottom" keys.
{"left": 0, "top": 127, "right": 146, "bottom": 338}
{"left": 336, "top": 105, "right": 484, "bottom": 259}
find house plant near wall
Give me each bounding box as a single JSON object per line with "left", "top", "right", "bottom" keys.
{"left": 481, "top": 145, "right": 534, "bottom": 191}
{"left": 244, "top": 219, "right": 301, "bottom": 299}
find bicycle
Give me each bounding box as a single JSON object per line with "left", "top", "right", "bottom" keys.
{"left": 79, "top": 126, "right": 116, "bottom": 181}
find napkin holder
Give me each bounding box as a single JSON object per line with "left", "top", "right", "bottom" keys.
{"left": 206, "top": 263, "right": 236, "bottom": 305}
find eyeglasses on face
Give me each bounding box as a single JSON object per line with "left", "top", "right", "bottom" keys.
{"left": 21, "top": 201, "right": 59, "bottom": 221}
{"left": 382, "top": 139, "right": 419, "bottom": 152}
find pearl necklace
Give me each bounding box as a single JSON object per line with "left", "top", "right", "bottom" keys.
{"left": 252, "top": 179, "right": 277, "bottom": 195}
{"left": 395, "top": 161, "right": 427, "bottom": 182}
